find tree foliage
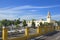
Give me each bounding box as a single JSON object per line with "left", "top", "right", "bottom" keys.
{"left": 40, "top": 22, "right": 43, "bottom": 26}
{"left": 31, "top": 19, "right": 35, "bottom": 28}
{"left": 23, "top": 20, "right": 27, "bottom": 27}
{"left": 39, "top": 22, "right": 53, "bottom": 27}
{"left": 0, "top": 18, "right": 21, "bottom": 27}
{"left": 56, "top": 21, "right": 60, "bottom": 26}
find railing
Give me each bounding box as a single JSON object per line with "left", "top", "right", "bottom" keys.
{"left": 2, "top": 26, "right": 55, "bottom": 40}
{"left": 55, "top": 26, "right": 60, "bottom": 31}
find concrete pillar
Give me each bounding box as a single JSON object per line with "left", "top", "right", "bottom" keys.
{"left": 55, "top": 26, "right": 57, "bottom": 30}
{"left": 56, "top": 27, "right": 57, "bottom": 30}
{"left": 58, "top": 26, "right": 59, "bottom": 30}
{"left": 37, "top": 27, "right": 42, "bottom": 35}
{"left": 25, "top": 27, "right": 29, "bottom": 36}
{"left": 37, "top": 27, "right": 40, "bottom": 34}
{"left": 25, "top": 27, "right": 29, "bottom": 40}
{"left": 59, "top": 26, "right": 60, "bottom": 30}
{"left": 55, "top": 26, "right": 58, "bottom": 30}
{"left": 49, "top": 27, "right": 52, "bottom": 32}
{"left": 2, "top": 26, "right": 8, "bottom": 40}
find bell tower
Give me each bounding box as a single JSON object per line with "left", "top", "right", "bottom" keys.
{"left": 47, "top": 11, "right": 51, "bottom": 23}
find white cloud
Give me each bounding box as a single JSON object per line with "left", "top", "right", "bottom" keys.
{"left": 0, "top": 13, "right": 18, "bottom": 20}
{"left": 20, "top": 15, "right": 46, "bottom": 20}
{"left": 4, "top": 5, "right": 60, "bottom": 11}
{"left": 52, "top": 15, "right": 60, "bottom": 18}
{"left": 29, "top": 10, "right": 37, "bottom": 12}
{"left": 20, "top": 14, "right": 60, "bottom": 20}
{"left": 0, "top": 10, "right": 20, "bottom": 14}
{"left": 0, "top": 5, "right": 60, "bottom": 20}
{"left": 0, "top": 5, "right": 59, "bottom": 14}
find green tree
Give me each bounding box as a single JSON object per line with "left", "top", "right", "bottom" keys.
{"left": 14, "top": 18, "right": 21, "bottom": 25}
{"left": 0, "top": 23, "right": 2, "bottom": 27}
{"left": 0, "top": 23, "right": 2, "bottom": 31}
{"left": 1, "top": 19, "right": 8, "bottom": 26}
{"left": 1, "top": 19, "right": 13, "bottom": 26}
{"left": 23, "top": 20, "right": 27, "bottom": 27}
{"left": 16, "top": 24, "right": 20, "bottom": 29}
{"left": 40, "top": 22, "right": 43, "bottom": 26}
{"left": 31, "top": 19, "right": 35, "bottom": 28}
{"left": 44, "top": 22, "right": 48, "bottom": 26}
{"left": 0, "top": 18, "right": 21, "bottom": 28}
{"left": 56, "top": 20, "right": 60, "bottom": 26}
{"left": 48, "top": 23, "right": 53, "bottom": 27}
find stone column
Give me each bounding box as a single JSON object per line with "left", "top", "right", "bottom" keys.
{"left": 2, "top": 26, "right": 8, "bottom": 40}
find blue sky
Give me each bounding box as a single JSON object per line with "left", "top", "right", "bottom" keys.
{"left": 0, "top": 0, "right": 60, "bottom": 20}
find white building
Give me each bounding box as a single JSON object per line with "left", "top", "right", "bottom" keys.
{"left": 27, "top": 11, "right": 57, "bottom": 27}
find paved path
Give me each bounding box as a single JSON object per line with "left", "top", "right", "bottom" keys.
{"left": 30, "top": 31, "right": 60, "bottom": 40}
{"left": 44, "top": 31, "right": 60, "bottom": 40}
{"left": 1, "top": 30, "right": 60, "bottom": 40}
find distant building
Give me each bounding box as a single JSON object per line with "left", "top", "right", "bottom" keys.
{"left": 27, "top": 11, "right": 57, "bottom": 27}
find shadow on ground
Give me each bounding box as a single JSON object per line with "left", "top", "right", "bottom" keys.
{"left": 44, "top": 31, "right": 59, "bottom": 36}
{"left": 30, "top": 31, "right": 59, "bottom": 40}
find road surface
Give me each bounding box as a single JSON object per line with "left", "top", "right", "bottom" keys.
{"left": 44, "top": 31, "right": 60, "bottom": 40}
{"left": 30, "top": 31, "right": 60, "bottom": 40}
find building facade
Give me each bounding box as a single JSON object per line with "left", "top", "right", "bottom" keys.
{"left": 27, "top": 11, "right": 57, "bottom": 27}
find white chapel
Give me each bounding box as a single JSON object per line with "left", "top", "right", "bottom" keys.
{"left": 27, "top": 11, "right": 57, "bottom": 27}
